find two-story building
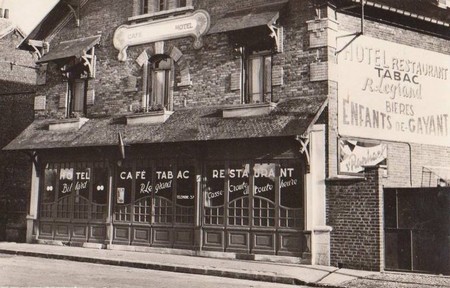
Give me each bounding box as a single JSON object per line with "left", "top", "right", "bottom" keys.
{"left": 0, "top": 7, "right": 36, "bottom": 242}
{"left": 4, "top": 0, "right": 450, "bottom": 274}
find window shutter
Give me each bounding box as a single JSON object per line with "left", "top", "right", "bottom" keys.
{"left": 59, "top": 89, "right": 68, "bottom": 109}
{"left": 272, "top": 65, "right": 283, "bottom": 86}
{"left": 230, "top": 71, "right": 241, "bottom": 91}
{"left": 36, "top": 64, "right": 47, "bottom": 85}
{"left": 86, "top": 87, "right": 95, "bottom": 106}
{"left": 34, "top": 95, "right": 46, "bottom": 111}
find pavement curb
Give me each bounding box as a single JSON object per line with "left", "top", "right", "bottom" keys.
{"left": 0, "top": 248, "right": 343, "bottom": 287}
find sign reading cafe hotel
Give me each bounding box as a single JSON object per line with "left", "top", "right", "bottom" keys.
{"left": 337, "top": 35, "right": 450, "bottom": 146}
{"left": 113, "top": 10, "right": 210, "bottom": 61}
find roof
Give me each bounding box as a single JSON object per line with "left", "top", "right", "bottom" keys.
{"left": 18, "top": 0, "right": 83, "bottom": 51}
{"left": 208, "top": 0, "right": 289, "bottom": 34}
{"left": 3, "top": 96, "right": 327, "bottom": 151}
{"left": 333, "top": 0, "right": 450, "bottom": 27}
{"left": 0, "top": 18, "right": 16, "bottom": 39}
{"left": 36, "top": 35, "right": 101, "bottom": 64}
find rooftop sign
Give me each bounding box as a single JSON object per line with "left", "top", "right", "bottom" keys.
{"left": 337, "top": 35, "right": 450, "bottom": 146}
{"left": 113, "top": 10, "right": 210, "bottom": 61}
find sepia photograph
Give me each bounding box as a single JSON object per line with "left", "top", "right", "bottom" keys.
{"left": 0, "top": 0, "right": 449, "bottom": 287}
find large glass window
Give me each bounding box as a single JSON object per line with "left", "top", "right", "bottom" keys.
{"left": 204, "top": 163, "right": 225, "bottom": 225}
{"left": 253, "top": 163, "right": 276, "bottom": 227}
{"left": 228, "top": 163, "right": 250, "bottom": 226}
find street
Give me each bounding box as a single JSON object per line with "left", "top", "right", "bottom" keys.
{"left": 0, "top": 254, "right": 307, "bottom": 288}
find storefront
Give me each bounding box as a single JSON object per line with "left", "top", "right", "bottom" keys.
{"left": 6, "top": 94, "right": 327, "bottom": 262}
{"left": 34, "top": 138, "right": 308, "bottom": 256}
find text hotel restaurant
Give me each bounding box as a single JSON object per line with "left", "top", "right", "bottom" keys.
{"left": 3, "top": 0, "right": 450, "bottom": 274}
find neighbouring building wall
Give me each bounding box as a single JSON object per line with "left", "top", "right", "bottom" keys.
{"left": 327, "top": 11, "right": 450, "bottom": 184}
{"left": 327, "top": 166, "right": 384, "bottom": 271}
{"left": 0, "top": 25, "right": 36, "bottom": 242}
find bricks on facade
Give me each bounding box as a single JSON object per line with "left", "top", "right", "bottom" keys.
{"left": 0, "top": 19, "right": 36, "bottom": 242}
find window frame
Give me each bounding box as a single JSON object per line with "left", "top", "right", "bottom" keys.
{"left": 145, "top": 56, "right": 173, "bottom": 111}
{"left": 67, "top": 78, "right": 88, "bottom": 117}
{"left": 243, "top": 52, "right": 273, "bottom": 104}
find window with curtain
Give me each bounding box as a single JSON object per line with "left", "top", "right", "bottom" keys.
{"left": 246, "top": 53, "right": 272, "bottom": 104}
{"left": 68, "top": 79, "right": 87, "bottom": 116}
{"left": 146, "top": 56, "right": 172, "bottom": 111}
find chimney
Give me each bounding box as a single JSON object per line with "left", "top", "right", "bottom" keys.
{"left": 4, "top": 8, "right": 9, "bottom": 19}
{"left": 0, "top": 8, "right": 3, "bottom": 18}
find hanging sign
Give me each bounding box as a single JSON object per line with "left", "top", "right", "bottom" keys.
{"left": 339, "top": 139, "right": 387, "bottom": 174}
{"left": 113, "top": 10, "right": 210, "bottom": 61}
{"left": 337, "top": 34, "right": 450, "bottom": 146}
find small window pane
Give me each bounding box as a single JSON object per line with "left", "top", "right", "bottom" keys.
{"left": 93, "top": 167, "right": 108, "bottom": 204}
{"left": 280, "top": 161, "right": 303, "bottom": 208}
{"left": 264, "top": 56, "right": 272, "bottom": 100}
{"left": 204, "top": 164, "right": 225, "bottom": 207}
{"left": 72, "top": 80, "right": 85, "bottom": 113}
{"left": 43, "top": 167, "right": 57, "bottom": 203}
{"left": 249, "top": 57, "right": 263, "bottom": 103}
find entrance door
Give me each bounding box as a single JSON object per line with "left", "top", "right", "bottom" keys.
{"left": 384, "top": 188, "right": 450, "bottom": 275}
{"left": 38, "top": 161, "right": 109, "bottom": 244}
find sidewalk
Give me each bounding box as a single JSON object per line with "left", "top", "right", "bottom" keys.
{"left": 0, "top": 242, "right": 448, "bottom": 287}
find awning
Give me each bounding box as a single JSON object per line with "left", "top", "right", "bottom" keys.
{"left": 3, "top": 96, "right": 327, "bottom": 151}
{"left": 422, "top": 166, "right": 450, "bottom": 187}
{"left": 36, "top": 35, "right": 101, "bottom": 64}
{"left": 208, "top": 0, "right": 288, "bottom": 34}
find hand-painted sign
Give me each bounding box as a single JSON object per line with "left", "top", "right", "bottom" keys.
{"left": 113, "top": 10, "right": 210, "bottom": 61}
{"left": 339, "top": 139, "right": 387, "bottom": 174}
{"left": 337, "top": 34, "right": 450, "bottom": 146}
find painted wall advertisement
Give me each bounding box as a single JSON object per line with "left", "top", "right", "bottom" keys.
{"left": 337, "top": 35, "right": 450, "bottom": 146}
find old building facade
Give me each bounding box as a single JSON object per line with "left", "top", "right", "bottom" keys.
{"left": 4, "top": 0, "right": 450, "bottom": 274}
{"left": 0, "top": 8, "right": 36, "bottom": 242}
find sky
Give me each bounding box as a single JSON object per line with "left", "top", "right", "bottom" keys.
{"left": 0, "top": 0, "right": 58, "bottom": 35}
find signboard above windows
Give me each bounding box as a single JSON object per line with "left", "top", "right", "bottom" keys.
{"left": 337, "top": 35, "right": 450, "bottom": 146}
{"left": 113, "top": 10, "right": 210, "bottom": 61}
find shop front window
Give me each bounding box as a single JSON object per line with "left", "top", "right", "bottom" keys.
{"left": 279, "top": 160, "right": 303, "bottom": 228}
{"left": 115, "top": 164, "right": 133, "bottom": 221}
{"left": 134, "top": 161, "right": 152, "bottom": 223}
{"left": 176, "top": 165, "right": 195, "bottom": 224}
{"left": 40, "top": 161, "right": 109, "bottom": 221}
{"left": 204, "top": 163, "right": 225, "bottom": 225}
{"left": 253, "top": 163, "right": 277, "bottom": 227}
{"left": 228, "top": 163, "right": 250, "bottom": 226}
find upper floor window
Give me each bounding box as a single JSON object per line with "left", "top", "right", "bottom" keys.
{"left": 246, "top": 53, "right": 272, "bottom": 104}
{"left": 141, "top": 0, "right": 187, "bottom": 14}
{"left": 68, "top": 79, "right": 87, "bottom": 117}
{"left": 145, "top": 55, "right": 173, "bottom": 111}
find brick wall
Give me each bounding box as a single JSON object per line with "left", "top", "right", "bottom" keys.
{"left": 35, "top": 0, "right": 329, "bottom": 119}
{"left": 327, "top": 166, "right": 384, "bottom": 271}
{"left": 0, "top": 27, "right": 36, "bottom": 242}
